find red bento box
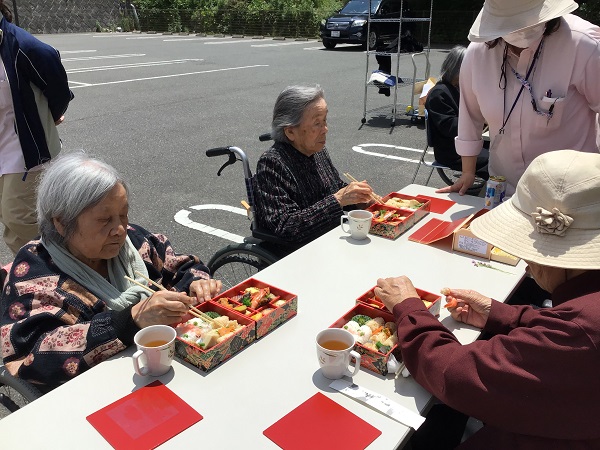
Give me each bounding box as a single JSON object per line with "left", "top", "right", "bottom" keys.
{"left": 356, "top": 286, "right": 442, "bottom": 317}
{"left": 174, "top": 302, "right": 255, "bottom": 372}
{"left": 329, "top": 303, "right": 400, "bottom": 376}
{"left": 209, "top": 278, "right": 298, "bottom": 339}
{"left": 367, "top": 193, "right": 430, "bottom": 240}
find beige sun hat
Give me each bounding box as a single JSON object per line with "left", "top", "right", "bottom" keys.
{"left": 468, "top": 0, "right": 579, "bottom": 43}
{"left": 470, "top": 150, "right": 600, "bottom": 270}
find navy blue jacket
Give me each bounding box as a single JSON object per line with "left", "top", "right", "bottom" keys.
{"left": 0, "top": 15, "right": 73, "bottom": 170}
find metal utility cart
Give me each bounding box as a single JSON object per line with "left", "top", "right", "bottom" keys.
{"left": 361, "top": 0, "right": 433, "bottom": 127}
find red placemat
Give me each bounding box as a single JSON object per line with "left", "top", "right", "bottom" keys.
{"left": 417, "top": 195, "right": 455, "bottom": 214}
{"left": 86, "top": 380, "right": 202, "bottom": 450}
{"left": 264, "top": 393, "right": 381, "bottom": 450}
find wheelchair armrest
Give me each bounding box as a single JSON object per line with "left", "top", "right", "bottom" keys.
{"left": 250, "top": 223, "right": 295, "bottom": 247}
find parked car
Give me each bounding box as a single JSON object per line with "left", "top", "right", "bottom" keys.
{"left": 319, "top": 0, "right": 404, "bottom": 50}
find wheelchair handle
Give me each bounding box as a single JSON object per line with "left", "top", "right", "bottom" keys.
{"left": 258, "top": 133, "right": 272, "bottom": 142}
{"left": 206, "top": 147, "right": 233, "bottom": 157}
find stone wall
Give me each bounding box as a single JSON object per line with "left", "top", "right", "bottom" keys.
{"left": 13, "top": 0, "right": 132, "bottom": 34}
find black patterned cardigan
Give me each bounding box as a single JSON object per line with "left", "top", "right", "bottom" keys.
{"left": 0, "top": 224, "right": 211, "bottom": 391}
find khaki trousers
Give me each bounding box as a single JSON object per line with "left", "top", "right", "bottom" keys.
{"left": 0, "top": 171, "right": 41, "bottom": 255}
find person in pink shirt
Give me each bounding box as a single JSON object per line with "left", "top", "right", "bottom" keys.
{"left": 438, "top": 0, "right": 600, "bottom": 197}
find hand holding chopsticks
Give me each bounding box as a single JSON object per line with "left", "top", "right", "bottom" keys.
{"left": 342, "top": 172, "right": 383, "bottom": 205}
{"left": 125, "top": 272, "right": 221, "bottom": 323}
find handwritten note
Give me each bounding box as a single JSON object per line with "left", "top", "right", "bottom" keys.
{"left": 456, "top": 234, "right": 489, "bottom": 256}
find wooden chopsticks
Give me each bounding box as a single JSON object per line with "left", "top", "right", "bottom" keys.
{"left": 135, "top": 270, "right": 166, "bottom": 291}
{"left": 343, "top": 172, "right": 383, "bottom": 204}
{"left": 124, "top": 276, "right": 154, "bottom": 293}
{"left": 125, "top": 271, "right": 217, "bottom": 324}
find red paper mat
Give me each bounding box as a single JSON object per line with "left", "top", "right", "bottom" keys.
{"left": 264, "top": 392, "right": 381, "bottom": 450}
{"left": 417, "top": 195, "right": 455, "bottom": 214}
{"left": 87, "top": 380, "right": 202, "bottom": 450}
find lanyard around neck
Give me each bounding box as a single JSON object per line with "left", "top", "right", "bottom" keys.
{"left": 500, "top": 38, "right": 545, "bottom": 134}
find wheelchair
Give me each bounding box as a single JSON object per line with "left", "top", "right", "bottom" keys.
{"left": 205, "top": 136, "right": 297, "bottom": 290}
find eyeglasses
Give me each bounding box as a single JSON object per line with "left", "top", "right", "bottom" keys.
{"left": 509, "top": 65, "right": 554, "bottom": 120}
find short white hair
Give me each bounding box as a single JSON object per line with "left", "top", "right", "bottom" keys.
{"left": 37, "top": 151, "right": 129, "bottom": 245}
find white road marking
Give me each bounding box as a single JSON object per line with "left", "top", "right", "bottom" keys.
{"left": 125, "top": 36, "right": 170, "bottom": 39}
{"left": 204, "top": 40, "right": 253, "bottom": 45}
{"left": 163, "top": 38, "right": 205, "bottom": 42}
{"left": 66, "top": 59, "right": 202, "bottom": 74}
{"left": 60, "top": 50, "right": 97, "bottom": 54}
{"left": 174, "top": 204, "right": 246, "bottom": 243}
{"left": 251, "top": 41, "right": 317, "bottom": 47}
{"left": 69, "top": 64, "right": 269, "bottom": 89}
{"left": 62, "top": 53, "right": 145, "bottom": 62}
{"left": 68, "top": 80, "right": 92, "bottom": 87}
{"left": 352, "top": 143, "right": 425, "bottom": 164}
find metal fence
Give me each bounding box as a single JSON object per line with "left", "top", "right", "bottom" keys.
{"left": 135, "top": 8, "right": 479, "bottom": 45}
{"left": 12, "top": 4, "right": 492, "bottom": 46}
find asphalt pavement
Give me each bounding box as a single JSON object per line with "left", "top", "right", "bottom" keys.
{"left": 0, "top": 32, "right": 452, "bottom": 270}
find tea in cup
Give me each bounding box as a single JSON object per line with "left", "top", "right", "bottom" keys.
{"left": 132, "top": 325, "right": 176, "bottom": 377}
{"left": 340, "top": 210, "right": 373, "bottom": 240}
{"left": 316, "top": 328, "right": 362, "bottom": 379}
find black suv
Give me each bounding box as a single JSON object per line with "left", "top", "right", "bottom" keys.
{"left": 320, "top": 0, "right": 403, "bottom": 49}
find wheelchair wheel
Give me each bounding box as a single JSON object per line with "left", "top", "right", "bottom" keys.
{"left": 208, "top": 243, "right": 279, "bottom": 290}
{"left": 0, "top": 365, "right": 42, "bottom": 417}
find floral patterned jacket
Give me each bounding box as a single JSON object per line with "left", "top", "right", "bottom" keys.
{"left": 0, "top": 224, "right": 211, "bottom": 391}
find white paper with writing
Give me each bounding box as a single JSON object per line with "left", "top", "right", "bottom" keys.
{"left": 330, "top": 379, "right": 425, "bottom": 430}
{"left": 456, "top": 234, "right": 488, "bottom": 255}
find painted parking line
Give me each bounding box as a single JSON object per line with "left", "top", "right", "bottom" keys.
{"left": 61, "top": 50, "right": 97, "bottom": 54}
{"left": 68, "top": 64, "right": 269, "bottom": 89}
{"left": 66, "top": 59, "right": 202, "bottom": 74}
{"left": 62, "top": 53, "right": 145, "bottom": 62}
{"left": 163, "top": 38, "right": 207, "bottom": 42}
{"left": 251, "top": 41, "right": 318, "bottom": 47}
{"left": 204, "top": 40, "right": 253, "bottom": 45}
{"left": 352, "top": 143, "right": 424, "bottom": 164}
{"left": 125, "top": 36, "right": 170, "bottom": 39}
{"left": 68, "top": 80, "right": 92, "bottom": 87}
{"left": 174, "top": 204, "right": 246, "bottom": 243}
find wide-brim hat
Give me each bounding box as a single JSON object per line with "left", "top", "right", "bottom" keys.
{"left": 470, "top": 150, "right": 600, "bottom": 270}
{"left": 468, "top": 0, "right": 578, "bottom": 43}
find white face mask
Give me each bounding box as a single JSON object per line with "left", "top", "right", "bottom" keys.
{"left": 502, "top": 23, "right": 546, "bottom": 48}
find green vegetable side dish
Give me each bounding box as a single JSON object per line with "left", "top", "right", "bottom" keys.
{"left": 351, "top": 314, "right": 372, "bottom": 326}
{"left": 240, "top": 292, "right": 252, "bottom": 307}
{"left": 204, "top": 311, "right": 220, "bottom": 319}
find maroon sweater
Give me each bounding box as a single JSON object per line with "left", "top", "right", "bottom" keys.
{"left": 393, "top": 271, "right": 600, "bottom": 449}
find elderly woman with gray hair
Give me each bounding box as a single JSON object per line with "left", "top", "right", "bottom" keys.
{"left": 424, "top": 46, "right": 488, "bottom": 177}
{"left": 253, "top": 85, "right": 376, "bottom": 248}
{"left": 0, "top": 152, "right": 221, "bottom": 391}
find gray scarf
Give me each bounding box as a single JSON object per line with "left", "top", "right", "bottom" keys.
{"left": 42, "top": 236, "right": 152, "bottom": 311}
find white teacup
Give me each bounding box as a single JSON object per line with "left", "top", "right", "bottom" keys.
{"left": 132, "top": 325, "right": 176, "bottom": 377}
{"left": 340, "top": 210, "right": 373, "bottom": 240}
{"left": 316, "top": 328, "right": 362, "bottom": 379}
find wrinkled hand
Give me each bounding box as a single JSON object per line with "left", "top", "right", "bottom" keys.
{"left": 443, "top": 288, "right": 492, "bottom": 329}
{"left": 335, "top": 181, "right": 375, "bottom": 207}
{"left": 55, "top": 115, "right": 65, "bottom": 125}
{"left": 189, "top": 278, "right": 222, "bottom": 304}
{"left": 374, "top": 276, "right": 419, "bottom": 311}
{"left": 436, "top": 172, "right": 476, "bottom": 195}
{"left": 131, "top": 290, "right": 194, "bottom": 328}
